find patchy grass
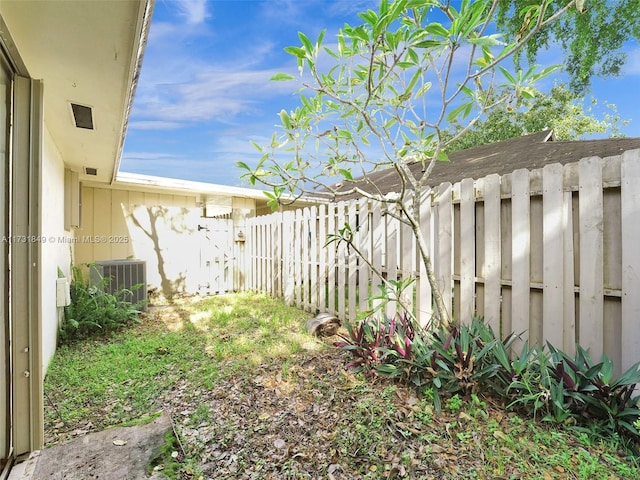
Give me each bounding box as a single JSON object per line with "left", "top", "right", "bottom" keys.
{"left": 44, "top": 292, "right": 639, "bottom": 479}
{"left": 45, "top": 293, "right": 312, "bottom": 431}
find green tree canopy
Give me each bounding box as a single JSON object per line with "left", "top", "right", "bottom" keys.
{"left": 497, "top": 0, "right": 640, "bottom": 93}
{"left": 442, "top": 83, "right": 628, "bottom": 151}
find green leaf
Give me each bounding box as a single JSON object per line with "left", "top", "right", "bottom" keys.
{"left": 406, "top": 48, "right": 419, "bottom": 65}
{"left": 350, "top": 25, "right": 370, "bottom": 43}
{"left": 611, "top": 361, "right": 640, "bottom": 388}
{"left": 358, "top": 9, "right": 378, "bottom": 26}
{"left": 519, "top": 86, "right": 536, "bottom": 99}
{"left": 528, "top": 64, "right": 562, "bottom": 83}
{"left": 337, "top": 32, "right": 346, "bottom": 56}
{"left": 498, "top": 66, "right": 517, "bottom": 85}
{"left": 323, "top": 46, "right": 339, "bottom": 59}
{"left": 467, "top": 34, "right": 503, "bottom": 47}
{"left": 414, "top": 39, "right": 447, "bottom": 49}
{"left": 270, "top": 72, "right": 295, "bottom": 81}
{"left": 337, "top": 129, "right": 353, "bottom": 140}
{"left": 315, "top": 29, "right": 326, "bottom": 54}
{"left": 446, "top": 102, "right": 473, "bottom": 122}
{"left": 397, "top": 61, "right": 416, "bottom": 69}
{"left": 279, "top": 109, "right": 292, "bottom": 130}
{"left": 284, "top": 46, "right": 306, "bottom": 58}
{"left": 298, "top": 31, "right": 313, "bottom": 54}
{"left": 415, "top": 82, "right": 432, "bottom": 98}
{"left": 338, "top": 169, "right": 353, "bottom": 181}
{"left": 236, "top": 161, "right": 251, "bottom": 172}
{"left": 436, "top": 151, "right": 449, "bottom": 162}
{"left": 423, "top": 23, "right": 449, "bottom": 37}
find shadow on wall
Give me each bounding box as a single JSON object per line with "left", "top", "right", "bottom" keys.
{"left": 125, "top": 205, "right": 200, "bottom": 300}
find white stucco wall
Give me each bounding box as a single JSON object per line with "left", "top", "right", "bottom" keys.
{"left": 40, "top": 126, "right": 72, "bottom": 371}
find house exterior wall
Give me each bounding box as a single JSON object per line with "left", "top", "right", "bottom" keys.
{"left": 0, "top": 0, "right": 152, "bottom": 460}
{"left": 75, "top": 185, "right": 200, "bottom": 296}
{"left": 40, "top": 126, "right": 72, "bottom": 371}
{"left": 75, "top": 185, "right": 263, "bottom": 298}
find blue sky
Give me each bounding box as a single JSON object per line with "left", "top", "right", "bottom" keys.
{"left": 119, "top": 0, "right": 640, "bottom": 187}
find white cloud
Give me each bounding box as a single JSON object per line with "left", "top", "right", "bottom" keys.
{"left": 625, "top": 46, "right": 640, "bottom": 76}
{"left": 121, "top": 150, "right": 250, "bottom": 186}
{"left": 261, "top": 0, "right": 375, "bottom": 25}
{"left": 128, "top": 120, "right": 184, "bottom": 130}
{"left": 174, "top": 0, "right": 208, "bottom": 25}
{"left": 326, "top": 0, "right": 377, "bottom": 17}
{"left": 132, "top": 66, "right": 299, "bottom": 124}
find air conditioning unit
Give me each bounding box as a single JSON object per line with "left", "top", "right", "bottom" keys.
{"left": 90, "top": 259, "right": 147, "bottom": 310}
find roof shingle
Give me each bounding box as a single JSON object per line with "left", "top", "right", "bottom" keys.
{"left": 332, "top": 130, "right": 640, "bottom": 199}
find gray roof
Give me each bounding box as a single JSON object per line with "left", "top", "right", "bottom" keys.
{"left": 331, "top": 130, "right": 640, "bottom": 199}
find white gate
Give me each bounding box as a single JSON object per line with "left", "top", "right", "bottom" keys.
{"left": 198, "top": 217, "right": 234, "bottom": 295}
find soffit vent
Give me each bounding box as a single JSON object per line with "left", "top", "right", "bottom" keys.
{"left": 71, "top": 103, "right": 94, "bottom": 130}
{"left": 84, "top": 167, "right": 98, "bottom": 176}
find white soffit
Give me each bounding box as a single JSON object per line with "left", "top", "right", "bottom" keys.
{"left": 0, "top": 0, "right": 152, "bottom": 184}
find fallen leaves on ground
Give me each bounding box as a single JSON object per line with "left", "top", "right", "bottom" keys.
{"left": 44, "top": 329, "right": 639, "bottom": 480}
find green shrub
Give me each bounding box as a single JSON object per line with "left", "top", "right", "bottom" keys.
{"left": 336, "top": 314, "right": 640, "bottom": 444}
{"left": 60, "top": 265, "right": 143, "bottom": 345}
{"left": 546, "top": 343, "right": 640, "bottom": 439}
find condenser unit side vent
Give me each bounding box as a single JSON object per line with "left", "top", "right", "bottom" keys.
{"left": 90, "top": 259, "right": 147, "bottom": 310}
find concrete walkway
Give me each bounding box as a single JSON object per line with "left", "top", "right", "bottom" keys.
{"left": 10, "top": 413, "right": 172, "bottom": 480}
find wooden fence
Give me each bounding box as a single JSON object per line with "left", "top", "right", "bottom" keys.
{"left": 244, "top": 150, "right": 640, "bottom": 375}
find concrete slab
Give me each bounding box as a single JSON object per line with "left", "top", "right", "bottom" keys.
{"left": 15, "top": 413, "right": 172, "bottom": 480}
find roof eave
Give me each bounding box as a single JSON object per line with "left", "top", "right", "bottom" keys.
{"left": 110, "top": 0, "right": 155, "bottom": 184}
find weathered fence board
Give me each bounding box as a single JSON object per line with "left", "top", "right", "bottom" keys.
{"left": 385, "top": 205, "right": 399, "bottom": 319}
{"left": 579, "top": 157, "right": 604, "bottom": 359}
{"left": 371, "top": 201, "right": 383, "bottom": 313}
{"left": 511, "top": 168, "right": 530, "bottom": 344}
{"left": 358, "top": 198, "right": 371, "bottom": 313}
{"left": 542, "top": 164, "right": 564, "bottom": 347}
{"left": 459, "top": 178, "right": 475, "bottom": 324}
{"left": 621, "top": 150, "right": 640, "bottom": 372}
{"left": 348, "top": 203, "right": 358, "bottom": 320}
{"left": 318, "top": 204, "right": 327, "bottom": 311}
{"left": 327, "top": 203, "right": 336, "bottom": 315}
{"left": 418, "top": 189, "right": 433, "bottom": 325}
{"left": 436, "top": 183, "right": 453, "bottom": 322}
{"left": 337, "top": 203, "right": 347, "bottom": 319}
{"left": 283, "top": 211, "right": 294, "bottom": 303}
{"left": 245, "top": 151, "right": 640, "bottom": 374}
{"left": 483, "top": 174, "right": 501, "bottom": 333}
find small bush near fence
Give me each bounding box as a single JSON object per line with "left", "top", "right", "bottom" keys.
{"left": 60, "top": 266, "right": 143, "bottom": 345}
{"left": 336, "top": 315, "right": 640, "bottom": 448}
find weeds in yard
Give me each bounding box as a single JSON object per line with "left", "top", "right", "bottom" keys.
{"left": 45, "top": 293, "right": 640, "bottom": 479}
{"left": 60, "top": 265, "right": 143, "bottom": 344}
